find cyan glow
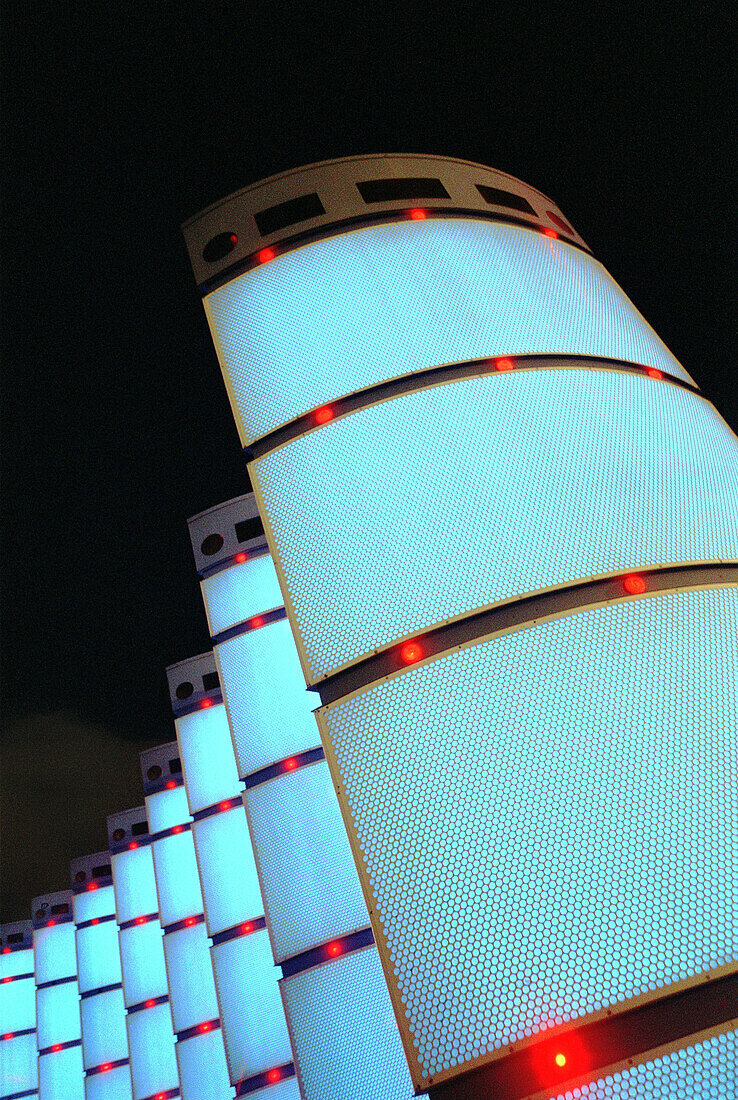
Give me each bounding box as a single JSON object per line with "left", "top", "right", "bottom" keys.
{"left": 162, "top": 925, "right": 219, "bottom": 1032}
{"left": 191, "top": 810, "right": 262, "bottom": 933}
{"left": 79, "top": 988, "right": 129, "bottom": 1068}
{"left": 244, "top": 763, "right": 368, "bottom": 962}
{"left": 0, "top": 1031, "right": 38, "bottom": 1097}
{"left": 110, "top": 848, "right": 159, "bottom": 926}
{"left": 243, "top": 1079, "right": 299, "bottom": 1100}
{"left": 38, "top": 1044, "right": 84, "bottom": 1100}
{"left": 205, "top": 217, "right": 691, "bottom": 444}
{"left": 210, "top": 931, "right": 292, "bottom": 1081}
{"left": 1, "top": 973, "right": 35, "bottom": 1031}
{"left": 0, "top": 946, "right": 34, "bottom": 980}
{"left": 76, "top": 922, "right": 122, "bottom": 995}
{"left": 201, "top": 555, "right": 283, "bottom": 637}
{"left": 547, "top": 1028, "right": 737, "bottom": 1099}
{"left": 72, "top": 886, "right": 116, "bottom": 926}
{"left": 83, "top": 1064, "right": 132, "bottom": 1100}
{"left": 215, "top": 621, "right": 317, "bottom": 778}
{"left": 150, "top": 833, "right": 203, "bottom": 927}
{"left": 281, "top": 946, "right": 422, "bottom": 1100}
{"left": 175, "top": 1030, "right": 234, "bottom": 1100}
{"left": 175, "top": 706, "right": 241, "bottom": 814}
{"left": 34, "top": 923, "right": 77, "bottom": 986}
{"left": 125, "top": 1004, "right": 178, "bottom": 1099}
{"left": 118, "top": 924, "right": 167, "bottom": 1007}
{"left": 322, "top": 588, "right": 738, "bottom": 1083}
{"left": 145, "top": 786, "right": 191, "bottom": 836}
{"left": 36, "top": 982, "right": 81, "bottom": 1047}
{"left": 254, "top": 369, "right": 738, "bottom": 681}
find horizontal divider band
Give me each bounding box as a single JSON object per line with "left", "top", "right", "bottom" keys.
{"left": 242, "top": 746, "right": 325, "bottom": 791}
{"left": 119, "top": 912, "right": 159, "bottom": 931}
{"left": 280, "top": 926, "right": 375, "bottom": 979}
{"left": 85, "top": 1058, "right": 129, "bottom": 1077}
{"left": 235, "top": 1062, "right": 296, "bottom": 1095}
{"left": 127, "top": 993, "right": 169, "bottom": 1014}
{"left": 192, "top": 796, "right": 243, "bottom": 823}
{"left": 36, "top": 974, "right": 78, "bottom": 990}
{"left": 76, "top": 913, "right": 116, "bottom": 931}
{"left": 79, "top": 981, "right": 123, "bottom": 1000}
{"left": 175, "top": 1018, "right": 220, "bottom": 1042}
{"left": 210, "top": 916, "right": 267, "bottom": 947}
{"left": 162, "top": 913, "right": 204, "bottom": 936}
{"left": 38, "top": 1038, "right": 82, "bottom": 1055}
{"left": 211, "top": 606, "right": 287, "bottom": 647}
{"left": 170, "top": 691, "right": 223, "bottom": 719}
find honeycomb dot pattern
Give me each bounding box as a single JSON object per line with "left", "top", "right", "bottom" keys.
{"left": 253, "top": 369, "right": 738, "bottom": 682}
{"left": 204, "top": 218, "right": 690, "bottom": 445}
{"left": 548, "top": 1028, "right": 737, "bottom": 1099}
{"left": 320, "top": 588, "right": 738, "bottom": 1086}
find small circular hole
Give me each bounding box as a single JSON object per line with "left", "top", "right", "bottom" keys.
{"left": 200, "top": 533, "right": 224, "bottom": 556}
{"left": 147, "top": 765, "right": 162, "bottom": 781}
{"left": 175, "top": 681, "right": 194, "bottom": 700}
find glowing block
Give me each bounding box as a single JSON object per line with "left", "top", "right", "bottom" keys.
{"left": 191, "top": 810, "right": 262, "bottom": 933}
{"left": 241, "top": 1080, "right": 299, "bottom": 1100}
{"left": 1, "top": 975, "right": 35, "bottom": 1032}
{"left": 175, "top": 705, "right": 241, "bottom": 813}
{"left": 252, "top": 370, "right": 738, "bottom": 681}
{"left": 145, "top": 786, "right": 191, "bottom": 836}
{"left": 36, "top": 983, "right": 80, "bottom": 1048}
{"left": 174, "top": 1030, "right": 233, "bottom": 1100}
{"left": 72, "top": 887, "right": 116, "bottom": 927}
{"left": 210, "top": 931, "right": 291, "bottom": 1081}
{"left": 33, "top": 924, "right": 77, "bottom": 987}
{"left": 204, "top": 218, "right": 690, "bottom": 445}
{"left": 245, "top": 762, "right": 367, "bottom": 962}
{"left": 38, "top": 1044, "right": 84, "bottom": 1100}
{"left": 201, "top": 555, "right": 283, "bottom": 637}
{"left": 214, "top": 621, "right": 316, "bottom": 778}
{"left": 79, "top": 989, "right": 128, "bottom": 1069}
{"left": 162, "top": 925, "right": 219, "bottom": 1033}
{"left": 118, "top": 923, "right": 167, "bottom": 1008}
{"left": 281, "top": 946, "right": 421, "bottom": 1100}
{"left": 75, "top": 922, "right": 122, "bottom": 995}
{"left": 110, "top": 849, "right": 158, "bottom": 926}
{"left": 83, "top": 1064, "right": 131, "bottom": 1100}
{"left": 125, "top": 1004, "right": 177, "bottom": 1099}
{"left": 1, "top": 1031, "right": 38, "bottom": 1098}
{"left": 150, "top": 832, "right": 202, "bottom": 928}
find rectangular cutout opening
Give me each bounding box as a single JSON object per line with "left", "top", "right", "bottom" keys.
{"left": 254, "top": 193, "right": 326, "bottom": 236}
{"left": 356, "top": 177, "right": 450, "bottom": 203}
{"left": 50, "top": 903, "right": 70, "bottom": 915}
{"left": 475, "top": 184, "right": 537, "bottom": 216}
{"left": 202, "top": 671, "right": 220, "bottom": 691}
{"left": 92, "top": 864, "right": 111, "bottom": 879}
{"left": 131, "top": 821, "right": 148, "bottom": 836}
{"left": 168, "top": 757, "right": 182, "bottom": 774}
{"left": 234, "top": 516, "right": 264, "bottom": 543}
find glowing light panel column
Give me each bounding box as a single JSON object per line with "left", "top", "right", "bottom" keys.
{"left": 32, "top": 891, "right": 84, "bottom": 1100}
{"left": 0, "top": 921, "right": 38, "bottom": 1100}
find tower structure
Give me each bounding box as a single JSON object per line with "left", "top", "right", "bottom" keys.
{"left": 182, "top": 154, "right": 738, "bottom": 1098}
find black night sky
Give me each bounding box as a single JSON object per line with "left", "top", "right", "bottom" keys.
{"left": 2, "top": 5, "right": 736, "bottom": 919}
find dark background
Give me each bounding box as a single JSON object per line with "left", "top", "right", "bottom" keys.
{"left": 2, "top": 5, "right": 735, "bottom": 919}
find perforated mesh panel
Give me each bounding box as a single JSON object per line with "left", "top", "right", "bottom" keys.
{"left": 162, "top": 925, "right": 219, "bottom": 1032}
{"left": 176, "top": 705, "right": 242, "bottom": 814}
{"left": 1, "top": 975, "right": 35, "bottom": 1032}
{"left": 76, "top": 922, "right": 122, "bottom": 994}
{"left": 321, "top": 588, "right": 738, "bottom": 1086}
{"left": 201, "top": 556, "right": 283, "bottom": 637}
{"left": 39, "top": 1043, "right": 84, "bottom": 1100}
{"left": 215, "top": 621, "right": 317, "bottom": 778}
{"left": 192, "top": 809, "right": 263, "bottom": 934}
{"left": 244, "top": 763, "right": 368, "bottom": 962}
{"left": 79, "top": 988, "right": 128, "bottom": 1067}
{"left": 34, "top": 923, "right": 77, "bottom": 985}
{"left": 548, "top": 1028, "right": 737, "bottom": 1099}
{"left": 111, "top": 848, "right": 159, "bottom": 926}
{"left": 254, "top": 370, "right": 738, "bottom": 681}
{"left": 175, "top": 1029, "right": 234, "bottom": 1100}
{"left": 119, "top": 923, "right": 167, "bottom": 1007}
{"left": 151, "top": 833, "right": 202, "bottom": 927}
{"left": 243, "top": 1079, "right": 299, "bottom": 1100}
{"left": 281, "top": 946, "right": 421, "bottom": 1100}
{"left": 204, "top": 218, "right": 690, "bottom": 444}
{"left": 145, "top": 787, "right": 191, "bottom": 836}
{"left": 73, "top": 886, "right": 116, "bottom": 925}
{"left": 0, "top": 947, "right": 34, "bottom": 980}
{"left": 0, "top": 1032, "right": 38, "bottom": 1097}
{"left": 126, "top": 1003, "right": 178, "bottom": 1100}
{"left": 36, "top": 982, "right": 81, "bottom": 1047}
{"left": 83, "top": 1065, "right": 132, "bottom": 1100}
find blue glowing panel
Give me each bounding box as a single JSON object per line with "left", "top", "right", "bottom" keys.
{"left": 83, "top": 1065, "right": 131, "bottom": 1100}
{"left": 210, "top": 931, "right": 292, "bottom": 1081}
{"left": 244, "top": 763, "right": 367, "bottom": 961}
{"left": 150, "top": 833, "right": 203, "bottom": 928}
{"left": 34, "top": 924, "right": 77, "bottom": 986}
{"left": 76, "top": 922, "right": 122, "bottom": 995}
{"left": 72, "top": 887, "right": 116, "bottom": 926}
{"left": 0, "top": 947, "right": 34, "bottom": 980}
{"left": 125, "top": 1005, "right": 178, "bottom": 1099}
{"left": 162, "top": 926, "right": 219, "bottom": 1032}
{"left": 175, "top": 1031, "right": 233, "bottom": 1100}
{"left": 320, "top": 587, "right": 738, "bottom": 1089}
{"left": 118, "top": 924, "right": 167, "bottom": 1007}
{"left": 79, "top": 988, "right": 129, "bottom": 1068}
{"left": 1, "top": 975, "right": 35, "bottom": 1032}
{"left": 38, "top": 1044, "right": 84, "bottom": 1100}
{"left": 201, "top": 555, "right": 284, "bottom": 637}
{"left": 242, "top": 1080, "right": 299, "bottom": 1100}
{"left": 204, "top": 218, "right": 691, "bottom": 444}
{"left": 1, "top": 1032, "right": 38, "bottom": 1098}
{"left": 145, "top": 786, "right": 191, "bottom": 836}
{"left": 110, "top": 849, "right": 158, "bottom": 926}
{"left": 215, "top": 621, "right": 317, "bottom": 778}
{"left": 175, "top": 705, "right": 242, "bottom": 814}
{"left": 547, "top": 1028, "right": 737, "bottom": 1098}
{"left": 191, "top": 810, "right": 262, "bottom": 933}
{"left": 254, "top": 370, "right": 738, "bottom": 681}
{"left": 281, "top": 947, "right": 421, "bottom": 1100}
{"left": 36, "top": 983, "right": 81, "bottom": 1047}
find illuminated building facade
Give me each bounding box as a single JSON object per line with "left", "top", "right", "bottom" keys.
{"left": 181, "top": 153, "right": 738, "bottom": 1098}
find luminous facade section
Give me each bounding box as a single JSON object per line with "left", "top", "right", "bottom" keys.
{"left": 0, "top": 921, "right": 37, "bottom": 1100}
{"left": 203, "top": 218, "right": 691, "bottom": 444}
{"left": 318, "top": 587, "right": 738, "bottom": 1087}
{"left": 32, "top": 891, "right": 84, "bottom": 1100}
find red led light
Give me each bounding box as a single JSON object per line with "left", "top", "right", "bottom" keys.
{"left": 219, "top": 801, "right": 230, "bottom": 812}
{"left": 495, "top": 357, "right": 514, "bottom": 372}
{"left": 198, "top": 1022, "right": 211, "bottom": 1034}
{"left": 267, "top": 1069, "right": 281, "bottom": 1083}
{"left": 2, "top": 1033, "right": 13, "bottom": 1040}
{"left": 257, "top": 247, "right": 275, "bottom": 264}
{"left": 145, "top": 999, "right": 156, "bottom": 1009}
{"left": 235, "top": 552, "right": 247, "bottom": 563}
{"left": 1, "top": 947, "right": 9, "bottom": 954}
{"left": 399, "top": 640, "right": 423, "bottom": 664}
{"left": 283, "top": 757, "right": 298, "bottom": 771}
{"left": 250, "top": 616, "right": 264, "bottom": 629}
{"left": 51, "top": 1044, "right": 62, "bottom": 1052}
{"left": 408, "top": 208, "right": 427, "bottom": 220}
{"left": 623, "top": 574, "right": 647, "bottom": 595}
{"left": 200, "top": 698, "right": 213, "bottom": 709}
{"left": 46, "top": 919, "right": 56, "bottom": 927}
{"left": 241, "top": 922, "right": 253, "bottom": 935}
{"left": 156, "top": 1094, "right": 166, "bottom": 1100}
{"left": 166, "top": 779, "right": 177, "bottom": 789}
{"left": 87, "top": 882, "right": 98, "bottom": 891}
{"left": 229, "top": 234, "right": 238, "bottom": 245}
{"left": 172, "top": 825, "right": 183, "bottom": 834}
{"left": 314, "top": 405, "right": 334, "bottom": 424}
{"left": 2, "top": 976, "right": 12, "bottom": 983}
{"left": 90, "top": 918, "right": 99, "bottom": 926}
{"left": 184, "top": 917, "right": 196, "bottom": 927}
{"left": 555, "top": 1052, "right": 567, "bottom": 1067}
{"left": 128, "top": 841, "right": 138, "bottom": 850}
{"left": 135, "top": 916, "right": 146, "bottom": 925}
{"left": 647, "top": 368, "right": 663, "bottom": 380}
{"left": 543, "top": 228, "right": 558, "bottom": 238}
{"left": 326, "top": 941, "right": 343, "bottom": 957}
{"left": 100, "top": 1063, "right": 111, "bottom": 1073}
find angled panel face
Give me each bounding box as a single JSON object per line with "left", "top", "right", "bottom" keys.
{"left": 79, "top": 989, "right": 129, "bottom": 1068}
{"left": 125, "top": 1005, "right": 178, "bottom": 1099}
{"left": 252, "top": 370, "right": 738, "bottom": 681}
{"left": 244, "top": 763, "right": 368, "bottom": 962}
{"left": 175, "top": 705, "right": 242, "bottom": 813}
{"left": 150, "top": 833, "right": 202, "bottom": 927}
{"left": 1, "top": 976, "right": 36, "bottom": 1033}
{"left": 201, "top": 555, "right": 283, "bottom": 637}
{"left": 162, "top": 926, "right": 219, "bottom": 1032}
{"left": 75, "top": 923, "right": 122, "bottom": 995}
{"left": 318, "top": 587, "right": 738, "bottom": 1090}
{"left": 110, "top": 849, "right": 159, "bottom": 926}
{"left": 174, "top": 1031, "right": 233, "bottom": 1100}
{"left": 34, "top": 923, "right": 77, "bottom": 986}
{"left": 72, "top": 887, "right": 116, "bottom": 927}
{"left": 1, "top": 1032, "right": 38, "bottom": 1098}
{"left": 118, "top": 924, "right": 167, "bottom": 1007}
{"left": 38, "top": 1045, "right": 85, "bottom": 1100}
{"left": 204, "top": 218, "right": 690, "bottom": 444}
{"left": 281, "top": 947, "right": 421, "bottom": 1100}
{"left": 36, "top": 982, "right": 81, "bottom": 1048}
{"left": 83, "top": 1066, "right": 131, "bottom": 1100}
{"left": 145, "top": 786, "right": 191, "bottom": 836}
{"left": 191, "top": 810, "right": 262, "bottom": 933}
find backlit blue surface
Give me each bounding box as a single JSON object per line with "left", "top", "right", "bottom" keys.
{"left": 125, "top": 1004, "right": 178, "bottom": 1100}
{"left": 118, "top": 924, "right": 167, "bottom": 1007}
{"left": 0, "top": 948, "right": 34, "bottom": 980}
{"left": 73, "top": 887, "right": 116, "bottom": 926}
{"left": 0, "top": 1031, "right": 38, "bottom": 1098}
{"left": 34, "top": 923, "right": 77, "bottom": 986}
{"left": 38, "top": 1044, "right": 84, "bottom": 1100}
{"left": 204, "top": 218, "right": 690, "bottom": 444}
{"left": 110, "top": 849, "right": 159, "bottom": 926}
{"left": 215, "top": 621, "right": 317, "bottom": 778}
{"left": 145, "top": 787, "right": 191, "bottom": 836}
{"left": 150, "top": 833, "right": 202, "bottom": 927}
{"left": 1, "top": 974, "right": 35, "bottom": 1031}
{"left": 191, "top": 810, "right": 263, "bottom": 933}
{"left": 244, "top": 1080, "right": 299, "bottom": 1100}
{"left": 321, "top": 587, "right": 738, "bottom": 1086}
{"left": 76, "top": 922, "right": 122, "bottom": 995}
{"left": 201, "top": 555, "right": 283, "bottom": 637}
{"left": 281, "top": 947, "right": 421, "bottom": 1100}
{"left": 245, "top": 763, "right": 368, "bottom": 962}
{"left": 79, "top": 988, "right": 129, "bottom": 1068}
{"left": 254, "top": 369, "right": 738, "bottom": 681}
{"left": 162, "top": 925, "right": 219, "bottom": 1032}
{"left": 83, "top": 1064, "right": 131, "bottom": 1100}
{"left": 210, "top": 931, "right": 292, "bottom": 1082}
{"left": 548, "top": 1028, "right": 737, "bottom": 1098}
{"left": 175, "top": 705, "right": 242, "bottom": 814}
{"left": 175, "top": 1030, "right": 233, "bottom": 1100}
{"left": 36, "top": 982, "right": 81, "bottom": 1047}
